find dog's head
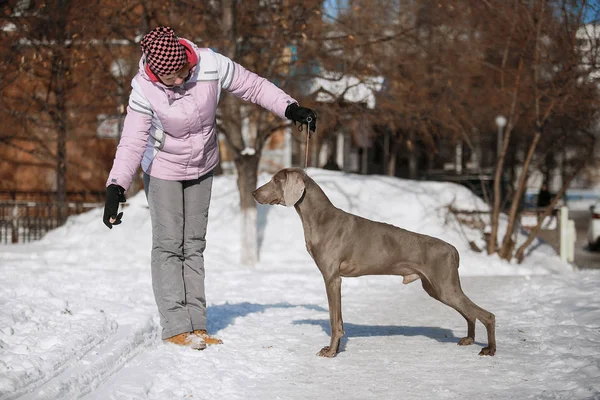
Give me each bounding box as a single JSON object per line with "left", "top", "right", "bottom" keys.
{"left": 252, "top": 168, "right": 306, "bottom": 207}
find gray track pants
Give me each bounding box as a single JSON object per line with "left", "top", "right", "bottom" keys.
{"left": 144, "top": 172, "right": 213, "bottom": 339}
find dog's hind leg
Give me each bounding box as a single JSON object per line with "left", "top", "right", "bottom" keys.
{"left": 459, "top": 296, "right": 495, "bottom": 356}
{"left": 432, "top": 269, "right": 496, "bottom": 356}
{"left": 421, "top": 276, "right": 474, "bottom": 345}
{"left": 443, "top": 290, "right": 496, "bottom": 356}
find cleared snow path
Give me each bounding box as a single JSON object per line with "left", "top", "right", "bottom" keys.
{"left": 83, "top": 272, "right": 600, "bottom": 400}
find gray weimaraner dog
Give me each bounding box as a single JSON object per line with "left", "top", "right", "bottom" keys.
{"left": 253, "top": 168, "right": 496, "bottom": 358}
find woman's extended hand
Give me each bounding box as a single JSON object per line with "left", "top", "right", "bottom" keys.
{"left": 285, "top": 103, "right": 317, "bottom": 131}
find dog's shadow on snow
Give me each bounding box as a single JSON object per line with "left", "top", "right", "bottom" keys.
{"left": 294, "top": 319, "right": 487, "bottom": 348}
{"left": 207, "top": 303, "right": 487, "bottom": 350}
{"left": 207, "top": 302, "right": 327, "bottom": 334}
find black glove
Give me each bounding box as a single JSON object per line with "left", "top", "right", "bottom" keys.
{"left": 285, "top": 103, "right": 317, "bottom": 131}
{"left": 103, "top": 184, "right": 126, "bottom": 229}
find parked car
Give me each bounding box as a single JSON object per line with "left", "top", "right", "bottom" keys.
{"left": 588, "top": 203, "right": 600, "bottom": 250}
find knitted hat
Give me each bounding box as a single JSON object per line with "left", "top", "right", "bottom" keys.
{"left": 140, "top": 27, "right": 187, "bottom": 76}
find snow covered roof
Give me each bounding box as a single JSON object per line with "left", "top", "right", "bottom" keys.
{"left": 1, "top": 22, "right": 17, "bottom": 32}
{"left": 577, "top": 23, "right": 600, "bottom": 40}
{"left": 308, "top": 72, "right": 384, "bottom": 109}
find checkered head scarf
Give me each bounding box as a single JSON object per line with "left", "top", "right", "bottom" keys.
{"left": 140, "top": 27, "right": 187, "bottom": 76}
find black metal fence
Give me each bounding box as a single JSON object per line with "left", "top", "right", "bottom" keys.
{"left": 0, "top": 191, "right": 104, "bottom": 244}
{"left": 0, "top": 190, "right": 105, "bottom": 203}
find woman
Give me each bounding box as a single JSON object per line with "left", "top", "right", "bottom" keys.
{"left": 103, "top": 26, "right": 317, "bottom": 350}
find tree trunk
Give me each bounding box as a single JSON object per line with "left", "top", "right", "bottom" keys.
{"left": 311, "top": 130, "right": 319, "bottom": 168}
{"left": 383, "top": 130, "right": 390, "bottom": 175}
{"left": 53, "top": 39, "right": 69, "bottom": 225}
{"left": 507, "top": 0, "right": 549, "bottom": 261}
{"left": 488, "top": 143, "right": 506, "bottom": 254}
{"left": 361, "top": 147, "right": 368, "bottom": 174}
{"left": 499, "top": 130, "right": 541, "bottom": 260}
{"left": 220, "top": 0, "right": 261, "bottom": 266}
{"left": 488, "top": 59, "right": 523, "bottom": 255}
{"left": 408, "top": 131, "right": 417, "bottom": 179}
{"left": 235, "top": 154, "right": 260, "bottom": 265}
{"left": 221, "top": 0, "right": 235, "bottom": 59}
{"left": 56, "top": 122, "right": 67, "bottom": 225}
{"left": 387, "top": 137, "right": 398, "bottom": 176}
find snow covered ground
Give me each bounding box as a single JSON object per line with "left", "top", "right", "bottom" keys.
{"left": 1, "top": 168, "right": 599, "bottom": 400}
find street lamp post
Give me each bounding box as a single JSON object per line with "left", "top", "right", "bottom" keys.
{"left": 495, "top": 115, "right": 507, "bottom": 159}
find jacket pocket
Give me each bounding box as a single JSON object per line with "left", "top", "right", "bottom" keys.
{"left": 149, "top": 125, "right": 166, "bottom": 150}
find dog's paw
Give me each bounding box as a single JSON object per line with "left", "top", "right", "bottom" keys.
{"left": 479, "top": 346, "right": 496, "bottom": 356}
{"left": 317, "top": 346, "right": 336, "bottom": 358}
{"left": 458, "top": 337, "right": 474, "bottom": 346}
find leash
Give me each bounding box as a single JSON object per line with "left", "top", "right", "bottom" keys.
{"left": 303, "top": 116, "right": 313, "bottom": 170}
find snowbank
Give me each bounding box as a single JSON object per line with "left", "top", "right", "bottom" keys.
{"left": 0, "top": 168, "right": 590, "bottom": 400}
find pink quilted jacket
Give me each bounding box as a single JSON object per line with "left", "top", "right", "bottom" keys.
{"left": 106, "top": 39, "right": 296, "bottom": 190}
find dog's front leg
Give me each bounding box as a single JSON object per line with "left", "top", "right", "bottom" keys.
{"left": 318, "top": 274, "right": 344, "bottom": 357}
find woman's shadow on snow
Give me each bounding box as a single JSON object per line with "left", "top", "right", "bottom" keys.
{"left": 207, "top": 302, "right": 327, "bottom": 333}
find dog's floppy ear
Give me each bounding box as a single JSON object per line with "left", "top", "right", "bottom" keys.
{"left": 283, "top": 170, "right": 305, "bottom": 207}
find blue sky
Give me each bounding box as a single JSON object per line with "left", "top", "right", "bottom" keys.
{"left": 323, "top": 0, "right": 348, "bottom": 19}
{"left": 585, "top": 0, "right": 600, "bottom": 22}
{"left": 325, "top": 0, "right": 600, "bottom": 23}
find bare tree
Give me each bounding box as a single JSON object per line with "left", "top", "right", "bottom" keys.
{"left": 0, "top": 0, "right": 114, "bottom": 218}
{"left": 484, "top": 0, "right": 600, "bottom": 261}
{"left": 3, "top": 0, "right": 598, "bottom": 267}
